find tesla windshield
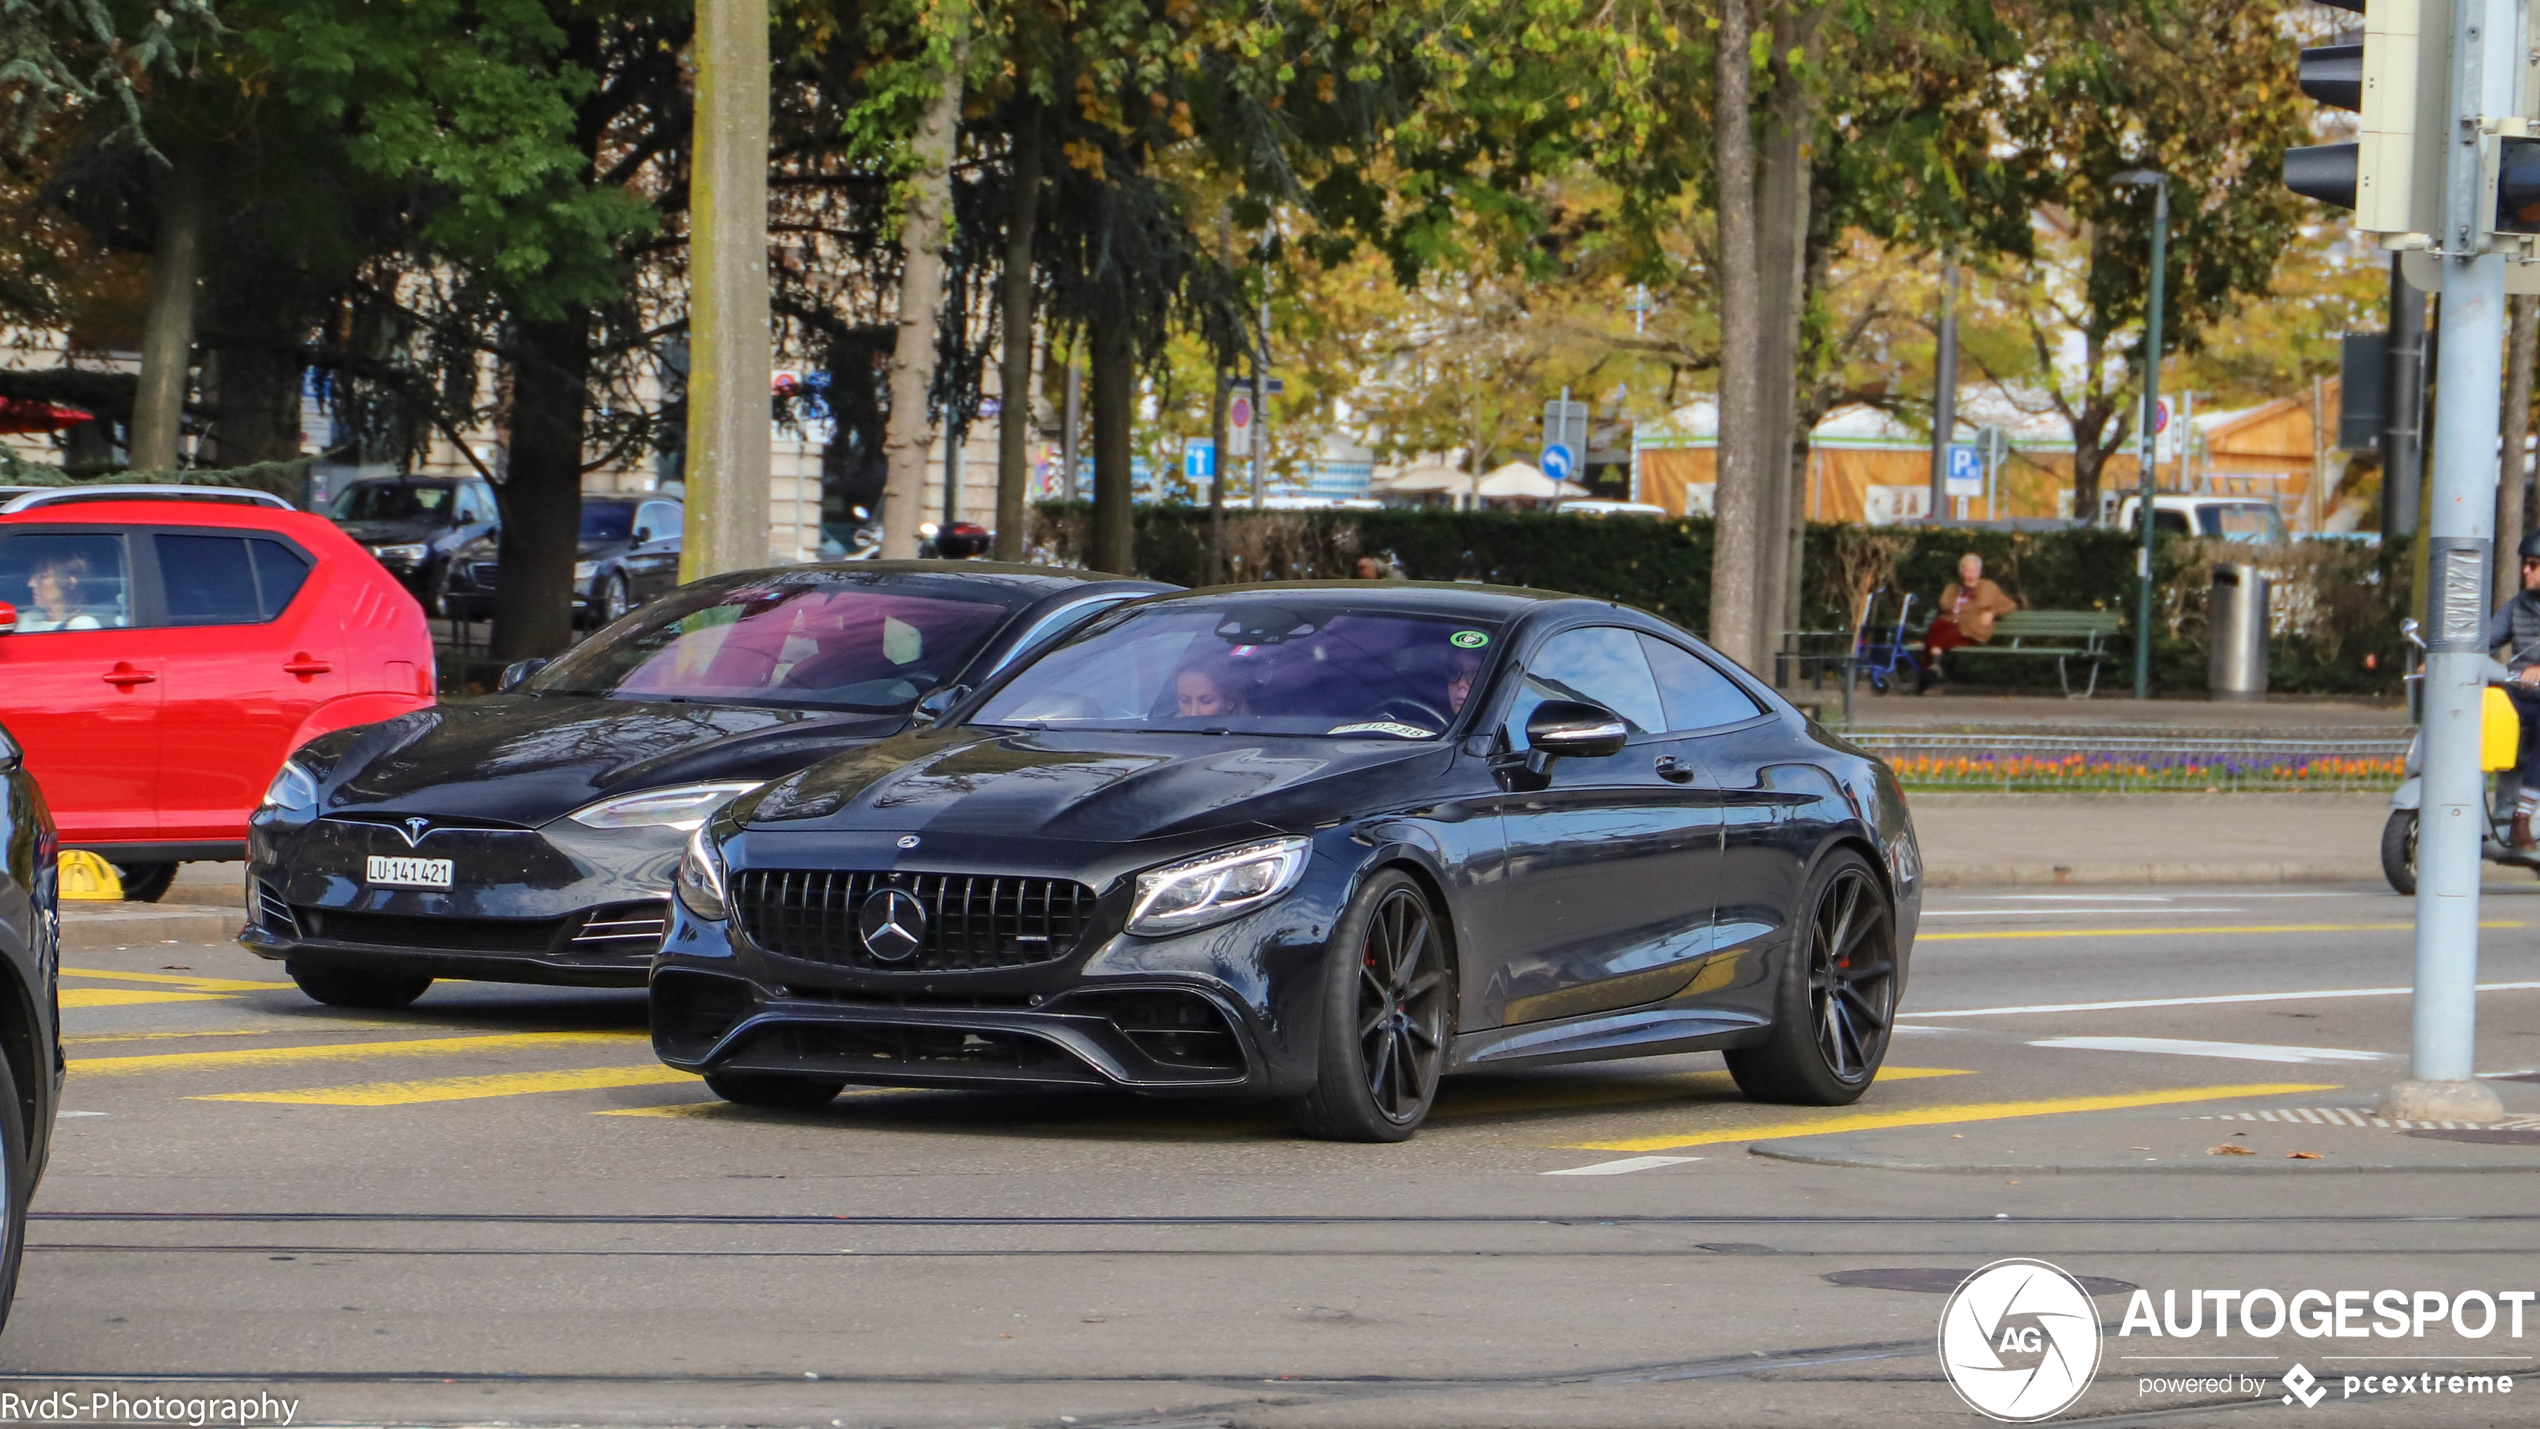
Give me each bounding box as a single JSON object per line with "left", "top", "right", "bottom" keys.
{"left": 971, "top": 602, "right": 1503, "bottom": 739}
{"left": 529, "top": 575, "right": 1022, "bottom": 711}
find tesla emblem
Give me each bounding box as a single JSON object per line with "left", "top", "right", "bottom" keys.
{"left": 897, "top": 835, "right": 921, "bottom": 849}
{"left": 857, "top": 889, "right": 928, "bottom": 962}
{"left": 397, "top": 816, "right": 432, "bottom": 848}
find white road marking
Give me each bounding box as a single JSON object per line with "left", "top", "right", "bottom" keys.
{"left": 1921, "top": 907, "right": 2245, "bottom": 918}
{"left": 2030, "top": 1036, "right": 2389, "bottom": 1065}
{"left": 1902, "top": 981, "right": 2540, "bottom": 1019}
{"left": 1542, "top": 1155, "right": 1705, "bottom": 1176}
{"left": 1953, "top": 894, "right": 2185, "bottom": 902}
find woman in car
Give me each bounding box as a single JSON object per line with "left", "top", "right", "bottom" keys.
{"left": 1173, "top": 658, "right": 1254, "bottom": 718}
{"left": 18, "top": 551, "right": 104, "bottom": 631}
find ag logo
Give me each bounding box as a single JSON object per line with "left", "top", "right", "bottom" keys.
{"left": 1937, "top": 1258, "right": 2102, "bottom": 1422}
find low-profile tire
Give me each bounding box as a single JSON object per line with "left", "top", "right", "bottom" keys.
{"left": 1290, "top": 869, "right": 1454, "bottom": 1143}
{"left": 110, "top": 862, "right": 176, "bottom": 903}
{"left": 1726, "top": 850, "right": 1899, "bottom": 1107}
{"left": 703, "top": 1071, "right": 845, "bottom": 1110}
{"left": 286, "top": 962, "right": 433, "bottom": 1010}
{"left": 0, "top": 1036, "right": 30, "bottom": 1338}
{"left": 599, "top": 571, "right": 633, "bottom": 625}
{"left": 2381, "top": 809, "right": 2419, "bottom": 896}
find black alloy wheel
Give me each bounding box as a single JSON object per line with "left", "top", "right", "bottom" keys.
{"left": 0, "top": 1044, "right": 28, "bottom": 1337}
{"left": 286, "top": 963, "right": 434, "bottom": 1010}
{"left": 1726, "top": 851, "right": 1897, "bottom": 1106}
{"left": 109, "top": 862, "right": 176, "bottom": 903}
{"left": 704, "top": 1071, "right": 846, "bottom": 1110}
{"left": 1293, "top": 870, "right": 1453, "bottom": 1142}
{"left": 600, "top": 570, "right": 633, "bottom": 624}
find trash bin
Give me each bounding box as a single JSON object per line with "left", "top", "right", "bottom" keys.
{"left": 2208, "top": 563, "right": 2270, "bottom": 701}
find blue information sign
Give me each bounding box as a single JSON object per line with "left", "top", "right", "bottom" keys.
{"left": 1945, "top": 443, "right": 1983, "bottom": 497}
{"left": 1540, "top": 444, "right": 1576, "bottom": 482}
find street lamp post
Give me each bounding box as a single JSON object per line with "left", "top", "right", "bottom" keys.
{"left": 2114, "top": 169, "right": 2169, "bottom": 702}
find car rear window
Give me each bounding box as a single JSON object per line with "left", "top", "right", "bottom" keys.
{"left": 0, "top": 531, "right": 132, "bottom": 630}
{"left": 156, "top": 533, "right": 313, "bottom": 624}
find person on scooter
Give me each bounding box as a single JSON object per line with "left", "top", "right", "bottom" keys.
{"left": 2484, "top": 529, "right": 2540, "bottom": 850}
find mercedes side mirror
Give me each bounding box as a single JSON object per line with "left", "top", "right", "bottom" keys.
{"left": 498, "top": 657, "right": 549, "bottom": 692}
{"left": 911, "top": 684, "right": 968, "bottom": 726}
{"left": 633, "top": 526, "right": 652, "bottom": 543}
{"left": 1524, "top": 700, "right": 1630, "bottom": 759}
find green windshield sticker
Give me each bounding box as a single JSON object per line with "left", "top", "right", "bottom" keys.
{"left": 1450, "top": 630, "right": 1490, "bottom": 649}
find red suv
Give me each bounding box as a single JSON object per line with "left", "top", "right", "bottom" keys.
{"left": 0, "top": 486, "right": 436, "bottom": 899}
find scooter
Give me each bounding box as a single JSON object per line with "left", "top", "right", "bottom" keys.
{"left": 2381, "top": 617, "right": 2539, "bottom": 894}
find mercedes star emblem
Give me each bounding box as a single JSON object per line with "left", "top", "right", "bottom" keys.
{"left": 857, "top": 888, "right": 928, "bottom": 962}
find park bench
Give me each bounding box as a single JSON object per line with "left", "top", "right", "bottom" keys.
{"left": 1941, "top": 609, "right": 2127, "bottom": 698}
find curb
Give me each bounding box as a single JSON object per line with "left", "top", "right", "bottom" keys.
{"left": 59, "top": 903, "right": 246, "bottom": 952}
{"left": 1745, "top": 1137, "right": 2537, "bottom": 1175}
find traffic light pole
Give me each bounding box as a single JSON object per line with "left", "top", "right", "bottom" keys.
{"left": 2394, "top": 0, "right": 2513, "bottom": 1124}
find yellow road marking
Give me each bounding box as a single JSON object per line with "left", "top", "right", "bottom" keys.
{"left": 70, "top": 1030, "right": 644, "bottom": 1077}
{"left": 1921, "top": 921, "right": 2527, "bottom": 942}
{"left": 193, "top": 1065, "right": 695, "bottom": 1106}
{"left": 66, "top": 1028, "right": 338, "bottom": 1045}
{"left": 1434, "top": 1066, "right": 1971, "bottom": 1121}
{"left": 59, "top": 989, "right": 231, "bottom": 1009}
{"left": 61, "top": 967, "right": 292, "bottom": 992}
{"left": 1563, "top": 1082, "right": 2340, "bottom": 1152}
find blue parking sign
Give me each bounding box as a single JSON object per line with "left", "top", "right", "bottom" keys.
{"left": 1945, "top": 443, "right": 1983, "bottom": 497}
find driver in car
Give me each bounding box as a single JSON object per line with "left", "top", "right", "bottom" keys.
{"left": 1174, "top": 658, "right": 1253, "bottom": 718}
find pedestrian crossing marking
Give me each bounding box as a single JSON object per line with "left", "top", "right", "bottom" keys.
{"left": 61, "top": 967, "right": 292, "bottom": 993}
{"left": 59, "top": 990, "right": 232, "bottom": 1009}
{"left": 191, "top": 1065, "right": 695, "bottom": 1106}
{"left": 71, "top": 1030, "right": 645, "bottom": 1077}
{"left": 1562, "top": 1082, "right": 2343, "bottom": 1153}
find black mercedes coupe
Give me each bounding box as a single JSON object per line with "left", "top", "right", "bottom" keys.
{"left": 242, "top": 563, "right": 1169, "bottom": 1007}
{"left": 649, "top": 583, "right": 1922, "bottom": 1140}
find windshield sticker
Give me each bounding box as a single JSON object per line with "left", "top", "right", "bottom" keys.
{"left": 1328, "top": 721, "right": 1437, "bottom": 739}
{"left": 1450, "top": 630, "right": 1490, "bottom": 649}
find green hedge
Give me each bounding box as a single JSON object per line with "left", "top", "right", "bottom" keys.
{"left": 1030, "top": 503, "right": 2413, "bottom": 698}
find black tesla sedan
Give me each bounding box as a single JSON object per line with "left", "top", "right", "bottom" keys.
{"left": 0, "top": 717, "right": 64, "bottom": 1329}
{"left": 650, "top": 583, "right": 1922, "bottom": 1140}
{"left": 242, "top": 563, "right": 1170, "bottom": 1007}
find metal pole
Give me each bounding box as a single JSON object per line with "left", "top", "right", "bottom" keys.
{"left": 2391, "top": 0, "right": 2512, "bottom": 1125}
{"left": 1927, "top": 258, "right": 1957, "bottom": 522}
{"left": 2133, "top": 178, "right": 2167, "bottom": 701}
{"left": 1251, "top": 294, "right": 1270, "bottom": 510}
{"left": 1062, "top": 359, "right": 1082, "bottom": 504}
{"left": 681, "top": 0, "right": 773, "bottom": 580}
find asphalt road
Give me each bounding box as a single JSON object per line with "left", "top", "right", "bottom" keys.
{"left": 8, "top": 883, "right": 2540, "bottom": 1428}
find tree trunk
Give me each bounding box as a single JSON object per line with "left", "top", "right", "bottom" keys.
{"left": 2499, "top": 293, "right": 2538, "bottom": 600}
{"left": 132, "top": 152, "right": 208, "bottom": 472}
{"left": 1705, "top": 0, "right": 1764, "bottom": 667}
{"left": 994, "top": 108, "right": 1044, "bottom": 564}
{"left": 1089, "top": 307, "right": 1135, "bottom": 574}
{"left": 1751, "top": 1, "right": 1821, "bottom": 674}
{"left": 683, "top": 0, "right": 773, "bottom": 579}
{"left": 493, "top": 311, "right": 591, "bottom": 662}
{"left": 880, "top": 17, "right": 971, "bottom": 560}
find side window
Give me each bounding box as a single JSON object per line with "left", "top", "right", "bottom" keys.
{"left": 1641, "top": 635, "right": 1762, "bottom": 731}
{"left": 1506, "top": 626, "right": 1665, "bottom": 748}
{"left": 248, "top": 539, "right": 314, "bottom": 618}
{"left": 0, "top": 532, "right": 132, "bottom": 631}
{"left": 459, "top": 484, "right": 496, "bottom": 524}
{"left": 156, "top": 534, "right": 263, "bottom": 625}
{"left": 643, "top": 502, "right": 682, "bottom": 539}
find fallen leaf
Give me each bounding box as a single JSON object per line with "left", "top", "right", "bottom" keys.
{"left": 2287, "top": 1151, "right": 2323, "bottom": 1160}
{"left": 2209, "top": 1143, "right": 2257, "bottom": 1156}
{"left": 161, "top": 965, "right": 191, "bottom": 971}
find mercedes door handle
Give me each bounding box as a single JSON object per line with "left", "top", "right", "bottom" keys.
{"left": 101, "top": 664, "right": 156, "bottom": 687}
{"left": 282, "top": 654, "right": 333, "bottom": 677}
{"left": 1653, "top": 756, "right": 1698, "bottom": 783}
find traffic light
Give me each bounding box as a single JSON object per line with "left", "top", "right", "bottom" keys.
{"left": 2282, "top": 0, "right": 2450, "bottom": 242}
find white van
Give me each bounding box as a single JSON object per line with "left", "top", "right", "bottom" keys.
{"left": 2114, "top": 494, "right": 2289, "bottom": 543}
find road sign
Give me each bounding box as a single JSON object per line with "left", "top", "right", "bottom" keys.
{"left": 1223, "top": 375, "right": 1284, "bottom": 394}
{"left": 1183, "top": 440, "right": 1216, "bottom": 481}
{"left": 1944, "top": 443, "right": 1983, "bottom": 498}
{"left": 1543, "top": 398, "right": 1588, "bottom": 467}
{"left": 1229, "top": 395, "right": 1253, "bottom": 435}
{"left": 1540, "top": 444, "right": 1577, "bottom": 483}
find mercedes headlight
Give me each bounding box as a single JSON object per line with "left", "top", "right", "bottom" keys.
{"left": 573, "top": 560, "right": 599, "bottom": 581}
{"left": 371, "top": 543, "right": 426, "bottom": 565}
{"left": 1128, "top": 836, "right": 1311, "bottom": 935}
{"left": 257, "top": 761, "right": 320, "bottom": 821}
{"left": 674, "top": 827, "right": 730, "bottom": 920}
{"left": 568, "top": 782, "right": 761, "bottom": 832}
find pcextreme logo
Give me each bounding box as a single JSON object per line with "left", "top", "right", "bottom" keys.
{"left": 1938, "top": 1259, "right": 2103, "bottom": 1422}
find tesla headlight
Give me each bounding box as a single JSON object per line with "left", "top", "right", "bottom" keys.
{"left": 1128, "top": 836, "right": 1312, "bottom": 935}
{"left": 370, "top": 543, "right": 427, "bottom": 565}
{"left": 674, "top": 826, "right": 730, "bottom": 920}
{"left": 257, "top": 761, "right": 320, "bottom": 821}
{"left": 573, "top": 560, "right": 599, "bottom": 581}
{"left": 568, "top": 782, "right": 762, "bottom": 832}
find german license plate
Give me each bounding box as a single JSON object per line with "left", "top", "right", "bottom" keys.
{"left": 366, "top": 855, "right": 453, "bottom": 889}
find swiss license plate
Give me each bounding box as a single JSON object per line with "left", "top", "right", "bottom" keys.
{"left": 366, "top": 855, "right": 453, "bottom": 889}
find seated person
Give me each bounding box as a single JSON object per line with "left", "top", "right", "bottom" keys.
{"left": 1174, "top": 657, "right": 1253, "bottom": 719}
{"left": 1921, "top": 551, "right": 2016, "bottom": 685}
{"left": 18, "top": 553, "right": 104, "bottom": 632}
{"left": 1445, "top": 648, "right": 1483, "bottom": 716}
